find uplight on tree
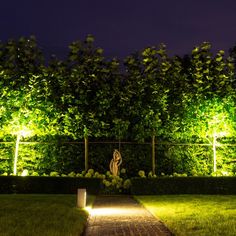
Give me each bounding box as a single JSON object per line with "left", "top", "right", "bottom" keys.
{"left": 13, "top": 127, "right": 32, "bottom": 175}
{"left": 184, "top": 97, "right": 236, "bottom": 173}
{"left": 209, "top": 114, "right": 232, "bottom": 172}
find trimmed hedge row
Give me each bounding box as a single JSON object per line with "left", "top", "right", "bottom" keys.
{"left": 0, "top": 176, "right": 102, "bottom": 194}
{"left": 130, "top": 177, "right": 236, "bottom": 195}
{"left": 1, "top": 176, "right": 236, "bottom": 195}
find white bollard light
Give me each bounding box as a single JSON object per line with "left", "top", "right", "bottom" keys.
{"left": 77, "top": 188, "right": 86, "bottom": 208}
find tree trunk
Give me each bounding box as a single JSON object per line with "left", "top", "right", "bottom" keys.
{"left": 13, "top": 134, "right": 21, "bottom": 175}
{"left": 152, "top": 135, "right": 156, "bottom": 175}
{"left": 84, "top": 136, "right": 88, "bottom": 171}
{"left": 213, "top": 135, "right": 217, "bottom": 173}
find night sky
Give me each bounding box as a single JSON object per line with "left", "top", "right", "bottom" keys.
{"left": 1, "top": 0, "right": 236, "bottom": 59}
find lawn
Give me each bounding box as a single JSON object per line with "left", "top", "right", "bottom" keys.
{"left": 136, "top": 195, "right": 236, "bottom": 236}
{"left": 0, "top": 194, "right": 94, "bottom": 236}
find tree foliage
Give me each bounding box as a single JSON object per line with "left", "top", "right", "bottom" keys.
{"left": 0, "top": 36, "right": 236, "bottom": 176}
{"left": 0, "top": 36, "right": 58, "bottom": 140}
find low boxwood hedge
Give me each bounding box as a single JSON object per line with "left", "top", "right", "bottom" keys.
{"left": 0, "top": 176, "right": 102, "bottom": 194}
{"left": 130, "top": 177, "right": 236, "bottom": 195}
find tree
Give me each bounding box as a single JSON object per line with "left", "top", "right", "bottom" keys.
{"left": 167, "top": 43, "right": 235, "bottom": 172}
{"left": 0, "top": 36, "right": 59, "bottom": 174}
{"left": 123, "top": 45, "right": 172, "bottom": 174}
{"left": 167, "top": 42, "right": 235, "bottom": 140}
{"left": 57, "top": 35, "right": 122, "bottom": 170}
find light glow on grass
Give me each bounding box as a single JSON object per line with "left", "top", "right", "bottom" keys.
{"left": 136, "top": 195, "right": 236, "bottom": 236}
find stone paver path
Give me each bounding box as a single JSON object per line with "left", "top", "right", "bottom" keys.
{"left": 83, "top": 195, "right": 174, "bottom": 236}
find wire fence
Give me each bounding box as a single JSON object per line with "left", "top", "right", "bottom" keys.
{"left": 0, "top": 140, "right": 236, "bottom": 176}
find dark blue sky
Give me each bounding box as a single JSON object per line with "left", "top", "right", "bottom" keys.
{"left": 1, "top": 0, "right": 236, "bottom": 59}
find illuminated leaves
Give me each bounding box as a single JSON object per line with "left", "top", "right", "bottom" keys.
{"left": 0, "top": 36, "right": 235, "bottom": 145}
{"left": 0, "top": 36, "right": 59, "bottom": 140}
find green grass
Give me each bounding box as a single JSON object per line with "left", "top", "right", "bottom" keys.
{"left": 136, "top": 195, "right": 236, "bottom": 236}
{"left": 0, "top": 194, "right": 95, "bottom": 236}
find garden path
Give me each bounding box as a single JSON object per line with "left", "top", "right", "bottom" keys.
{"left": 83, "top": 195, "right": 173, "bottom": 236}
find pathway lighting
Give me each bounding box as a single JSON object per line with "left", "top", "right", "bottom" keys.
{"left": 77, "top": 188, "right": 87, "bottom": 208}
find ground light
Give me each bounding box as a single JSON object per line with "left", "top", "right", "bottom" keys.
{"left": 77, "top": 189, "right": 86, "bottom": 208}
{"left": 86, "top": 207, "right": 142, "bottom": 216}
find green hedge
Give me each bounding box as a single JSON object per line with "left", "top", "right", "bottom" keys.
{"left": 0, "top": 176, "right": 102, "bottom": 194}
{"left": 130, "top": 177, "right": 236, "bottom": 195}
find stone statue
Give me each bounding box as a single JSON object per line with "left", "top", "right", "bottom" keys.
{"left": 109, "top": 149, "right": 122, "bottom": 176}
